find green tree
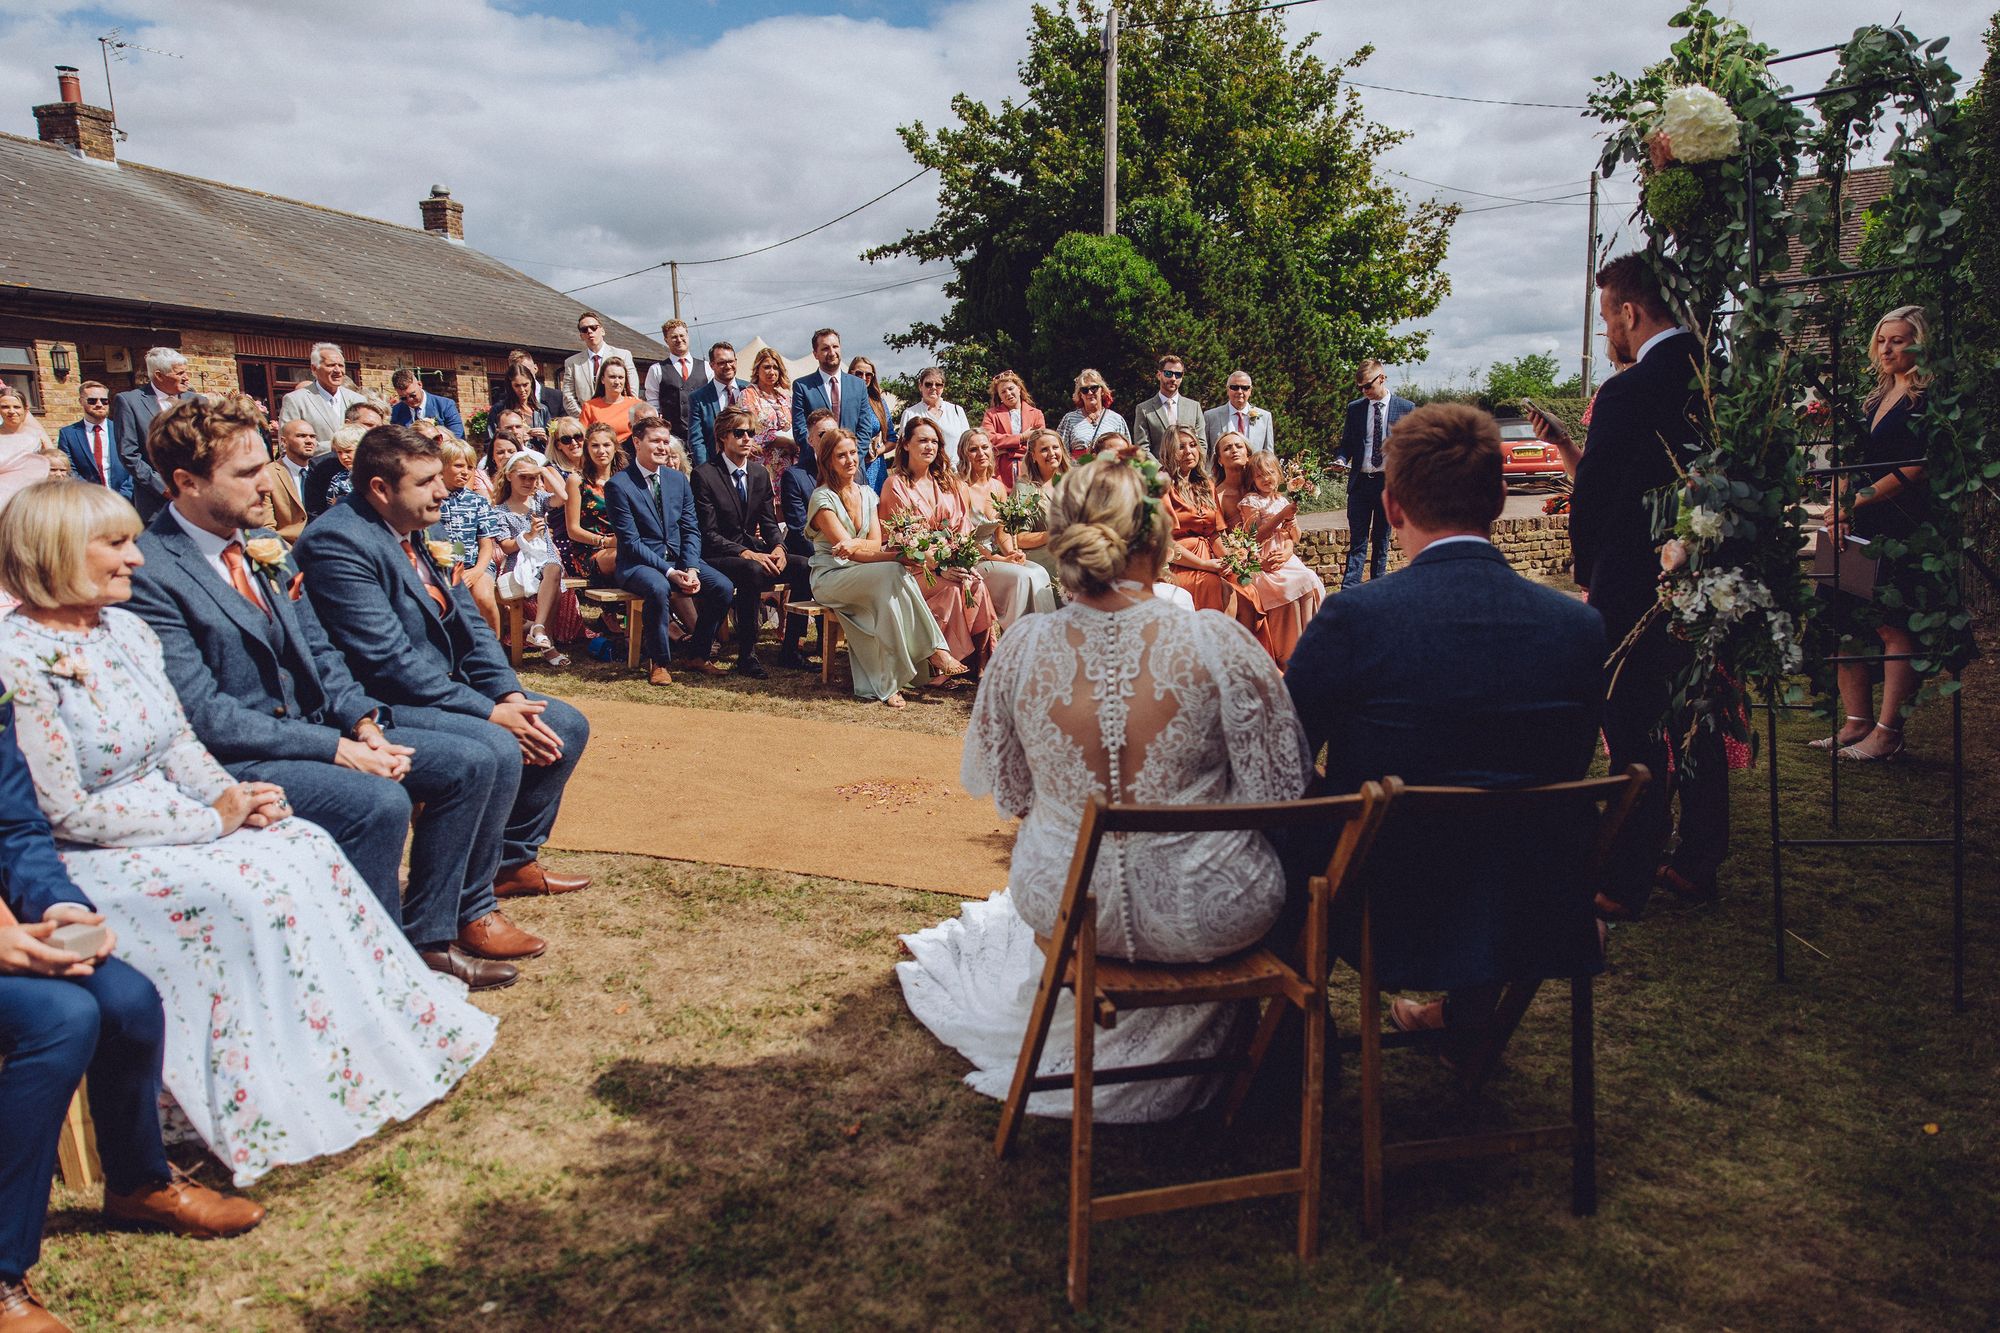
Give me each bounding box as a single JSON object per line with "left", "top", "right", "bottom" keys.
{"left": 866, "top": 0, "right": 1457, "bottom": 458}
{"left": 1023, "top": 233, "right": 1217, "bottom": 401}
{"left": 1480, "top": 352, "right": 1582, "bottom": 409}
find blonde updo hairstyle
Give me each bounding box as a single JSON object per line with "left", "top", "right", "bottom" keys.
{"left": 1046, "top": 458, "right": 1170, "bottom": 599}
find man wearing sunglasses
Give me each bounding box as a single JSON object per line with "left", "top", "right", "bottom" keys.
{"left": 1132, "top": 354, "right": 1204, "bottom": 459}
{"left": 1334, "top": 359, "right": 1415, "bottom": 589}
{"left": 559, "top": 312, "right": 638, "bottom": 418}
{"left": 55, "top": 380, "right": 133, "bottom": 499}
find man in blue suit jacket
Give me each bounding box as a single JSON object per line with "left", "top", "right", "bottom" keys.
{"left": 0, "top": 701, "right": 264, "bottom": 1320}
{"left": 1333, "top": 359, "right": 1415, "bottom": 590}
{"left": 388, "top": 369, "right": 466, "bottom": 439}
{"left": 684, "top": 341, "right": 749, "bottom": 468}
{"left": 605, "top": 415, "right": 733, "bottom": 685}
{"left": 124, "top": 397, "right": 538, "bottom": 990}
{"left": 1285, "top": 404, "right": 1607, "bottom": 1038}
{"left": 55, "top": 381, "right": 133, "bottom": 499}
{"left": 789, "top": 328, "right": 876, "bottom": 465}
{"left": 295, "top": 426, "right": 591, "bottom": 902}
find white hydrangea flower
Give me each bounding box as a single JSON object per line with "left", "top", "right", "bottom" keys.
{"left": 1659, "top": 85, "right": 1740, "bottom": 164}
{"left": 1686, "top": 505, "right": 1725, "bottom": 540}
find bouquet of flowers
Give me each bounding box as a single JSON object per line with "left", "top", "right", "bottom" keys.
{"left": 899, "top": 526, "right": 986, "bottom": 606}
{"left": 882, "top": 510, "right": 926, "bottom": 548}
{"left": 1218, "top": 525, "right": 1262, "bottom": 587}
{"left": 1281, "top": 458, "right": 1323, "bottom": 500}
{"left": 992, "top": 490, "right": 1044, "bottom": 535}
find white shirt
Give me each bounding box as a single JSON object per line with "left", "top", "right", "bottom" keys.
{"left": 313, "top": 380, "right": 343, "bottom": 402}
{"left": 82, "top": 417, "right": 115, "bottom": 478}
{"left": 281, "top": 456, "right": 310, "bottom": 492}
{"left": 900, "top": 400, "right": 972, "bottom": 467}
{"left": 1160, "top": 393, "right": 1180, "bottom": 417}
{"left": 168, "top": 504, "right": 266, "bottom": 610}
{"left": 1424, "top": 534, "right": 1494, "bottom": 553}
{"left": 1008, "top": 407, "right": 1022, "bottom": 435}
{"left": 154, "top": 387, "right": 178, "bottom": 412}
{"left": 1637, "top": 326, "right": 1688, "bottom": 364}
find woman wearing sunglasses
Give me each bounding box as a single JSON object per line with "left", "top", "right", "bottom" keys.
{"left": 1054, "top": 369, "right": 1128, "bottom": 460}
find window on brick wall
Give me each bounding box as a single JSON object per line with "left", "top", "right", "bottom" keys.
{"left": 236, "top": 358, "right": 314, "bottom": 419}
{"left": 0, "top": 346, "right": 41, "bottom": 412}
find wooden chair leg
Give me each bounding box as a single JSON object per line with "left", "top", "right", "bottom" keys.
{"left": 1068, "top": 909, "right": 1097, "bottom": 1312}
{"left": 502, "top": 599, "right": 526, "bottom": 667}
{"left": 820, "top": 614, "right": 842, "bottom": 687}
{"left": 56, "top": 1082, "right": 102, "bottom": 1192}
{"left": 1457, "top": 980, "right": 1542, "bottom": 1093}
{"left": 994, "top": 907, "right": 1081, "bottom": 1162}
{"left": 1298, "top": 877, "right": 1329, "bottom": 1260}
{"left": 1571, "top": 974, "right": 1597, "bottom": 1216}
{"left": 626, "top": 598, "right": 644, "bottom": 670}
{"left": 1357, "top": 899, "right": 1385, "bottom": 1238}
{"left": 1220, "top": 997, "right": 1285, "bottom": 1128}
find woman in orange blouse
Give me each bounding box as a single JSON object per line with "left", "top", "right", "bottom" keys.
{"left": 979, "top": 371, "right": 1046, "bottom": 488}
{"left": 578, "top": 359, "right": 644, "bottom": 444}
{"left": 1161, "top": 426, "right": 1235, "bottom": 612}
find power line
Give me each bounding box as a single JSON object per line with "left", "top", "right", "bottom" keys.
{"left": 560, "top": 166, "right": 936, "bottom": 296}
{"left": 1347, "top": 79, "right": 1587, "bottom": 110}
{"left": 1124, "top": 0, "right": 1325, "bottom": 28}
{"left": 690, "top": 273, "right": 941, "bottom": 328}
{"left": 1388, "top": 169, "right": 1590, "bottom": 205}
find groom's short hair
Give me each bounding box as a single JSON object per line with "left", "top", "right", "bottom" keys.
{"left": 1383, "top": 404, "right": 1504, "bottom": 532}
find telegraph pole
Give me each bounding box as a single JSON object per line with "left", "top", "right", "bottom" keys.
{"left": 670, "top": 261, "right": 682, "bottom": 322}
{"left": 1102, "top": 7, "right": 1119, "bottom": 235}
{"left": 1581, "top": 171, "right": 1599, "bottom": 398}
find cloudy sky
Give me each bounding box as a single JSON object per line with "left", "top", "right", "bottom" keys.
{"left": 0, "top": 1, "right": 1984, "bottom": 391}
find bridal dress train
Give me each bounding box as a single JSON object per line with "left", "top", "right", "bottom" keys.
{"left": 897, "top": 597, "right": 1310, "bottom": 1122}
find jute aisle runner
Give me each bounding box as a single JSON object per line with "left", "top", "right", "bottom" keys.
{"left": 546, "top": 700, "right": 1014, "bottom": 898}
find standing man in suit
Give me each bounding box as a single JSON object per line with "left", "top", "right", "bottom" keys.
{"left": 262, "top": 417, "right": 317, "bottom": 542}
{"left": 1334, "top": 359, "right": 1414, "bottom": 590}
{"left": 559, "top": 311, "right": 638, "bottom": 416}
{"left": 789, "top": 328, "right": 877, "bottom": 465}
{"left": 305, "top": 398, "right": 386, "bottom": 518}
{"left": 642, "top": 318, "right": 708, "bottom": 444}
{"left": 1284, "top": 403, "right": 1608, "bottom": 1039}
{"left": 685, "top": 342, "right": 749, "bottom": 469}
{"left": 1203, "top": 370, "right": 1275, "bottom": 457}
{"left": 127, "top": 398, "right": 537, "bottom": 991}
{"left": 112, "top": 347, "right": 196, "bottom": 521}
{"left": 56, "top": 380, "right": 131, "bottom": 498}
{"left": 692, "top": 407, "right": 815, "bottom": 676}
{"left": 277, "top": 343, "right": 366, "bottom": 442}
{"left": 1532, "top": 253, "right": 1715, "bottom": 921}
{"left": 605, "top": 416, "right": 733, "bottom": 686}
{"left": 294, "top": 426, "right": 592, "bottom": 902}
{"left": 1131, "top": 353, "right": 1204, "bottom": 458}
{"left": 388, "top": 370, "right": 465, "bottom": 439}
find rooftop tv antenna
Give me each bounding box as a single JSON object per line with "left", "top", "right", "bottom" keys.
{"left": 97, "top": 29, "right": 183, "bottom": 141}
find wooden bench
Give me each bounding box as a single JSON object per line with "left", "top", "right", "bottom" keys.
{"left": 580, "top": 587, "right": 646, "bottom": 670}
{"left": 784, "top": 602, "right": 844, "bottom": 685}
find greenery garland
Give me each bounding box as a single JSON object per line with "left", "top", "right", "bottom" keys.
{"left": 1588, "top": 2, "right": 1993, "bottom": 755}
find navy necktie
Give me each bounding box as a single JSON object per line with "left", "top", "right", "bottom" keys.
{"left": 1368, "top": 402, "right": 1385, "bottom": 470}
{"left": 733, "top": 467, "right": 748, "bottom": 507}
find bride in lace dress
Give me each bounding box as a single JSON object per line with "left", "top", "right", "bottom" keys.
{"left": 898, "top": 455, "right": 1311, "bottom": 1122}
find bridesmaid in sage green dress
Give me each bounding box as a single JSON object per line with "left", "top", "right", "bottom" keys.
{"left": 1010, "top": 429, "right": 1068, "bottom": 594}
{"left": 806, "top": 431, "right": 968, "bottom": 709}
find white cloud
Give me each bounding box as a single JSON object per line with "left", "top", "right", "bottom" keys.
{"left": 0, "top": 0, "right": 1985, "bottom": 389}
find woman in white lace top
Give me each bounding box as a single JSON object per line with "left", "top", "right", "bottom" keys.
{"left": 897, "top": 454, "right": 1312, "bottom": 1122}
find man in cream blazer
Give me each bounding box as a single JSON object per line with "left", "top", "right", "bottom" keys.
{"left": 559, "top": 310, "right": 639, "bottom": 414}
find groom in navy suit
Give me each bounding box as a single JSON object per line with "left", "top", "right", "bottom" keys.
{"left": 605, "top": 415, "right": 733, "bottom": 686}
{"left": 789, "top": 327, "right": 876, "bottom": 466}
{"left": 125, "top": 397, "right": 538, "bottom": 992}
{"left": 1334, "top": 359, "right": 1415, "bottom": 590}
{"left": 1285, "top": 403, "right": 1608, "bottom": 1038}
{"left": 294, "top": 425, "right": 592, "bottom": 904}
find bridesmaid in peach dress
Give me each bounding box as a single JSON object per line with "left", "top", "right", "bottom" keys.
{"left": 1237, "top": 451, "right": 1324, "bottom": 667}
{"left": 1161, "top": 426, "right": 1234, "bottom": 613}
{"left": 878, "top": 416, "right": 998, "bottom": 673}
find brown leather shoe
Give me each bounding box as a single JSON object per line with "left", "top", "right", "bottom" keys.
{"left": 458, "top": 910, "right": 546, "bottom": 960}
{"left": 103, "top": 1176, "right": 266, "bottom": 1240}
{"left": 419, "top": 945, "right": 518, "bottom": 992}
{"left": 0, "top": 1278, "right": 70, "bottom": 1332}
{"left": 492, "top": 862, "right": 591, "bottom": 898}
{"left": 648, "top": 664, "right": 673, "bottom": 686}
{"left": 692, "top": 657, "right": 731, "bottom": 676}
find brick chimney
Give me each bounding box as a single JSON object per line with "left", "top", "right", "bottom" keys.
{"left": 419, "top": 186, "right": 464, "bottom": 242}
{"left": 34, "top": 66, "right": 117, "bottom": 162}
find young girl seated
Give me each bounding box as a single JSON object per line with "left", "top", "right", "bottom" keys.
{"left": 495, "top": 452, "right": 568, "bottom": 666}
{"left": 1238, "top": 450, "right": 1324, "bottom": 667}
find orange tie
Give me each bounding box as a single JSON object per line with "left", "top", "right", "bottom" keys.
{"left": 220, "top": 542, "right": 269, "bottom": 618}
{"left": 401, "top": 539, "right": 450, "bottom": 615}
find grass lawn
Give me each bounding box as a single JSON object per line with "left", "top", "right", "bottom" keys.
{"left": 30, "top": 631, "right": 2000, "bottom": 1331}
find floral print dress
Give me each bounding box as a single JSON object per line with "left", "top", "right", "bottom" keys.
{"left": 0, "top": 608, "right": 496, "bottom": 1186}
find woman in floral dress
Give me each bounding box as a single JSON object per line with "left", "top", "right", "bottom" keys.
{"left": 0, "top": 480, "right": 495, "bottom": 1186}
{"left": 741, "top": 348, "right": 793, "bottom": 448}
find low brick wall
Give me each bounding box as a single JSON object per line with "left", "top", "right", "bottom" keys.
{"left": 1297, "top": 514, "right": 1571, "bottom": 588}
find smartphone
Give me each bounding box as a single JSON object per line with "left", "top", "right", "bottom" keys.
{"left": 47, "top": 921, "right": 109, "bottom": 958}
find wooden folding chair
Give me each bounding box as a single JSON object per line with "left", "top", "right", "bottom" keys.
{"left": 496, "top": 595, "right": 528, "bottom": 666}
{"left": 994, "top": 782, "right": 1399, "bottom": 1310}
{"left": 56, "top": 1082, "right": 102, "bottom": 1192}
{"left": 579, "top": 587, "right": 646, "bottom": 670}
{"left": 1337, "top": 765, "right": 1650, "bottom": 1236}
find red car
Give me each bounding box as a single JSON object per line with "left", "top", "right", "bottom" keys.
{"left": 1498, "top": 418, "right": 1565, "bottom": 485}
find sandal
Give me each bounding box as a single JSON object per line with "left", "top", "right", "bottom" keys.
{"left": 1836, "top": 724, "right": 1906, "bottom": 763}
{"left": 882, "top": 692, "right": 907, "bottom": 710}
{"left": 541, "top": 649, "right": 572, "bottom": 668}
{"left": 1807, "top": 715, "right": 1872, "bottom": 751}
{"left": 1656, "top": 865, "right": 1718, "bottom": 903}
{"left": 525, "top": 624, "right": 553, "bottom": 651}
{"left": 928, "top": 653, "right": 969, "bottom": 679}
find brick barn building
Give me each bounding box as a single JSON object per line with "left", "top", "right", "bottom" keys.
{"left": 1, "top": 67, "right": 664, "bottom": 435}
